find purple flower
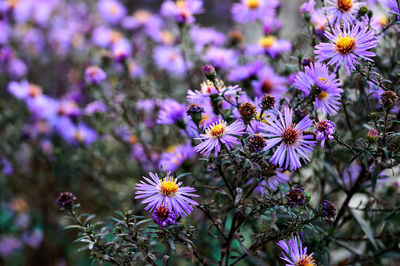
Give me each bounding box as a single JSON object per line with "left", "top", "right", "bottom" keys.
{"left": 8, "top": 58, "right": 27, "bottom": 79}
{"left": 85, "top": 66, "right": 107, "bottom": 85}
{"left": 0, "top": 236, "right": 22, "bottom": 258}
{"left": 152, "top": 205, "right": 177, "bottom": 228}
{"left": 7, "top": 80, "right": 42, "bottom": 100}
{"left": 383, "top": 0, "right": 400, "bottom": 13}
{"left": 154, "top": 46, "right": 186, "bottom": 77}
{"left": 157, "top": 99, "right": 186, "bottom": 125}
{"left": 246, "top": 35, "right": 292, "bottom": 58}
{"left": 315, "top": 120, "right": 335, "bottom": 147}
{"left": 189, "top": 26, "right": 226, "bottom": 53}
{"left": 252, "top": 67, "right": 287, "bottom": 99}
{"left": 135, "top": 172, "right": 199, "bottom": 216}
{"left": 315, "top": 22, "right": 378, "bottom": 74}
{"left": 159, "top": 143, "right": 195, "bottom": 171}
{"left": 277, "top": 236, "right": 316, "bottom": 266}
{"left": 294, "top": 62, "right": 343, "bottom": 115}
{"left": 194, "top": 119, "right": 246, "bottom": 157}
{"left": 263, "top": 107, "right": 316, "bottom": 170}
{"left": 22, "top": 229, "right": 43, "bottom": 248}
{"left": 112, "top": 39, "right": 131, "bottom": 62}
{"left": 1, "top": 157, "right": 13, "bottom": 176}
{"left": 161, "top": 0, "right": 203, "bottom": 24}
{"left": 203, "top": 47, "right": 238, "bottom": 70}
{"left": 268, "top": 170, "right": 290, "bottom": 190}
{"left": 56, "top": 119, "right": 97, "bottom": 146}
{"left": 97, "top": 0, "right": 126, "bottom": 25}
{"left": 228, "top": 60, "right": 264, "bottom": 82}
{"left": 324, "top": 0, "right": 364, "bottom": 26}
{"left": 85, "top": 101, "right": 107, "bottom": 115}
{"left": 231, "top": 0, "right": 279, "bottom": 24}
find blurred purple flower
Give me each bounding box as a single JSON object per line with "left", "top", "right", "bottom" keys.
{"left": 157, "top": 99, "right": 186, "bottom": 125}
{"left": 97, "top": 0, "right": 126, "bottom": 25}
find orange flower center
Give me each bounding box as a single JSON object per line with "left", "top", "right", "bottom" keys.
{"left": 261, "top": 80, "right": 274, "bottom": 94}
{"left": 317, "top": 91, "right": 329, "bottom": 100}
{"left": 259, "top": 35, "right": 276, "bottom": 49}
{"left": 336, "top": 36, "right": 356, "bottom": 54}
{"left": 246, "top": 0, "right": 260, "bottom": 9}
{"left": 337, "top": 0, "right": 353, "bottom": 12}
{"left": 28, "top": 84, "right": 42, "bottom": 98}
{"left": 282, "top": 127, "right": 299, "bottom": 145}
{"left": 297, "top": 255, "right": 316, "bottom": 266}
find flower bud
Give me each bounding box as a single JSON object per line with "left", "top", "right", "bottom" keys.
{"left": 187, "top": 103, "right": 205, "bottom": 126}
{"left": 380, "top": 90, "right": 398, "bottom": 108}
{"left": 239, "top": 102, "right": 257, "bottom": 124}
{"left": 56, "top": 192, "right": 77, "bottom": 209}
{"left": 248, "top": 134, "right": 266, "bottom": 152}
{"left": 321, "top": 200, "right": 336, "bottom": 220}
{"left": 367, "top": 128, "right": 379, "bottom": 143}
{"left": 260, "top": 94, "right": 275, "bottom": 110}
{"left": 358, "top": 6, "right": 368, "bottom": 17}
{"left": 202, "top": 65, "right": 217, "bottom": 81}
{"left": 286, "top": 186, "right": 306, "bottom": 207}
{"left": 302, "top": 57, "right": 314, "bottom": 67}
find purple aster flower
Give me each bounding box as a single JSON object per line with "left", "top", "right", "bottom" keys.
{"left": 127, "top": 60, "right": 144, "bottom": 78}
{"left": 152, "top": 205, "right": 178, "bottom": 228}
{"left": 159, "top": 143, "right": 196, "bottom": 171}
{"left": 263, "top": 107, "right": 316, "bottom": 170}
{"left": 194, "top": 119, "right": 246, "bottom": 157}
{"left": 157, "top": 99, "right": 186, "bottom": 125}
{"left": 0, "top": 236, "right": 22, "bottom": 258}
{"left": 231, "top": 0, "right": 279, "bottom": 24}
{"left": 161, "top": 0, "right": 203, "bottom": 24}
{"left": 324, "top": 0, "right": 364, "bottom": 26}
{"left": 252, "top": 66, "right": 287, "bottom": 99}
{"left": 203, "top": 48, "right": 238, "bottom": 70}
{"left": 277, "top": 236, "right": 316, "bottom": 266}
{"left": 268, "top": 170, "right": 290, "bottom": 190}
{"left": 85, "top": 101, "right": 107, "bottom": 115}
{"left": 294, "top": 62, "right": 343, "bottom": 115}
{"left": 56, "top": 119, "right": 97, "bottom": 146}
{"left": 1, "top": 157, "right": 13, "bottom": 176}
{"left": 22, "top": 229, "right": 43, "bottom": 248}
{"left": 154, "top": 46, "right": 186, "bottom": 77}
{"left": 135, "top": 171, "right": 199, "bottom": 216}
{"left": 189, "top": 26, "right": 226, "bottom": 53}
{"left": 314, "top": 22, "right": 378, "bottom": 74}
{"left": 8, "top": 58, "right": 27, "bottom": 79}
{"left": 227, "top": 60, "right": 264, "bottom": 82}
{"left": 112, "top": 39, "right": 131, "bottom": 62}
{"left": 7, "top": 80, "right": 42, "bottom": 100}
{"left": 85, "top": 66, "right": 107, "bottom": 85}
{"left": 246, "top": 35, "right": 292, "bottom": 58}
{"left": 315, "top": 120, "right": 335, "bottom": 147}
{"left": 97, "top": 0, "right": 126, "bottom": 25}
{"left": 383, "top": 0, "right": 400, "bottom": 13}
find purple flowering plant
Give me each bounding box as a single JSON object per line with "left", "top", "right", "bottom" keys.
{"left": 0, "top": 0, "right": 400, "bottom": 265}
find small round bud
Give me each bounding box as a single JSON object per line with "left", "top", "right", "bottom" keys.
{"left": 367, "top": 10, "right": 373, "bottom": 19}
{"left": 239, "top": 102, "right": 257, "bottom": 124}
{"left": 228, "top": 29, "right": 244, "bottom": 46}
{"left": 380, "top": 90, "right": 398, "bottom": 108}
{"left": 302, "top": 57, "right": 314, "bottom": 67}
{"left": 321, "top": 200, "right": 336, "bottom": 220}
{"left": 303, "top": 11, "right": 311, "bottom": 22}
{"left": 305, "top": 192, "right": 311, "bottom": 203}
{"left": 285, "top": 186, "right": 306, "bottom": 207}
{"left": 202, "top": 65, "right": 217, "bottom": 81}
{"left": 367, "top": 128, "right": 379, "bottom": 143}
{"left": 248, "top": 134, "right": 266, "bottom": 152}
{"left": 260, "top": 94, "right": 275, "bottom": 110}
{"left": 294, "top": 109, "right": 308, "bottom": 121}
{"left": 358, "top": 6, "right": 368, "bottom": 17}
{"left": 56, "top": 192, "right": 77, "bottom": 209}
{"left": 187, "top": 103, "right": 205, "bottom": 126}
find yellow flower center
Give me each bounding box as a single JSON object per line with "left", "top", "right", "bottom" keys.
{"left": 7, "top": 0, "right": 19, "bottom": 8}
{"left": 176, "top": 0, "right": 187, "bottom": 9}
{"left": 379, "top": 16, "right": 388, "bottom": 27}
{"left": 318, "top": 77, "right": 327, "bottom": 84}
{"left": 259, "top": 35, "right": 276, "bottom": 49}
{"left": 317, "top": 91, "right": 329, "bottom": 100}
{"left": 159, "top": 178, "right": 179, "bottom": 196}
{"left": 207, "top": 122, "right": 227, "bottom": 139}
{"left": 335, "top": 36, "right": 356, "bottom": 55}
{"left": 109, "top": 4, "right": 118, "bottom": 15}
{"left": 166, "top": 145, "right": 178, "bottom": 153}
{"left": 74, "top": 131, "right": 84, "bottom": 142}
{"left": 128, "top": 135, "right": 137, "bottom": 145}
{"left": 110, "top": 31, "right": 122, "bottom": 44}
{"left": 337, "top": 0, "right": 353, "bottom": 12}
{"left": 245, "top": 0, "right": 260, "bottom": 9}
{"left": 161, "top": 30, "right": 174, "bottom": 45}
{"left": 134, "top": 10, "right": 151, "bottom": 23}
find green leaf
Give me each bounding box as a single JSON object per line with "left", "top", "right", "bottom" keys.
{"left": 350, "top": 210, "right": 377, "bottom": 250}
{"left": 371, "top": 164, "right": 380, "bottom": 192}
